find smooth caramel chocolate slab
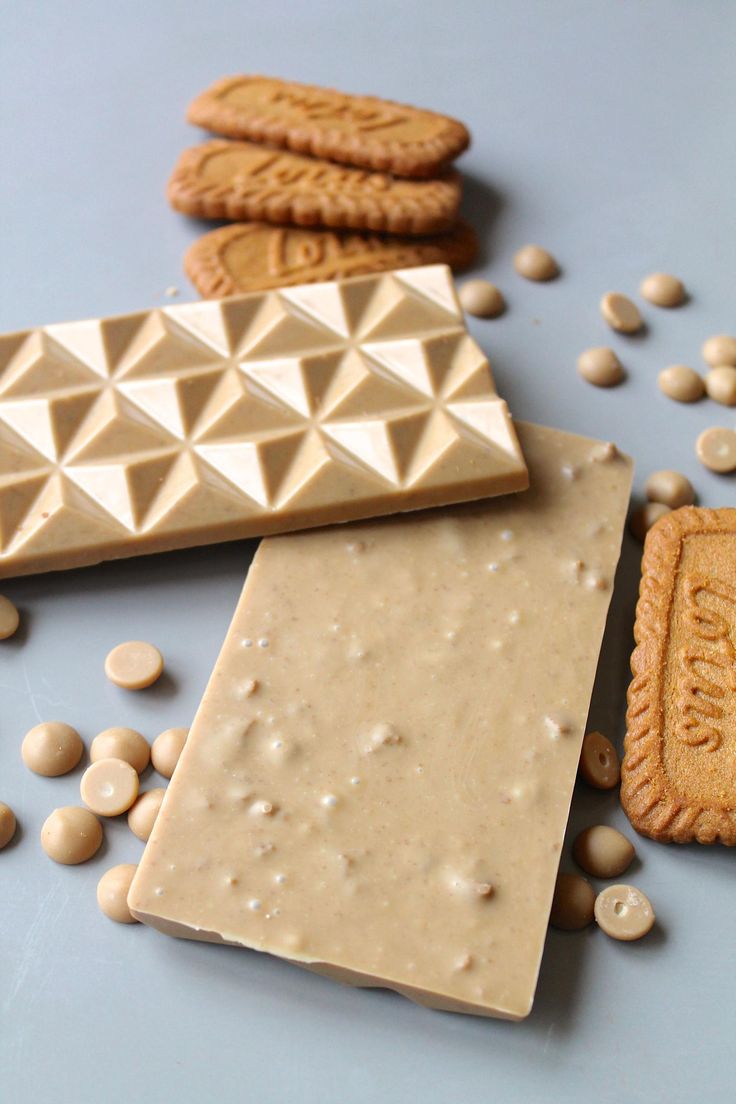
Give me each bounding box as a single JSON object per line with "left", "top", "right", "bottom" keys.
{"left": 168, "top": 140, "right": 462, "bottom": 235}
{"left": 622, "top": 507, "right": 736, "bottom": 844}
{"left": 187, "top": 75, "right": 471, "bottom": 178}
{"left": 0, "top": 266, "right": 527, "bottom": 579}
{"left": 129, "top": 423, "right": 633, "bottom": 1020}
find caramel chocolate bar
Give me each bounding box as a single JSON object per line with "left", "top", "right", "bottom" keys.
{"left": 185, "top": 220, "right": 478, "bottom": 298}
{"left": 187, "top": 75, "right": 470, "bottom": 178}
{"left": 129, "top": 422, "right": 633, "bottom": 1020}
{"left": 0, "top": 266, "right": 527, "bottom": 579}
{"left": 168, "top": 140, "right": 462, "bottom": 236}
{"left": 622, "top": 507, "right": 736, "bottom": 844}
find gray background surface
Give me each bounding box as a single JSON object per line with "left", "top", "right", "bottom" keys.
{"left": 1, "top": 2, "right": 735, "bottom": 1101}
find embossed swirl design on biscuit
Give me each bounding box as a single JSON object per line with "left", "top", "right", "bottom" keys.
{"left": 621, "top": 507, "right": 736, "bottom": 844}
{"left": 167, "top": 140, "right": 461, "bottom": 234}
{"left": 187, "top": 76, "right": 471, "bottom": 178}
{"left": 244, "top": 83, "right": 412, "bottom": 134}
{"left": 186, "top": 222, "right": 477, "bottom": 298}
{"left": 676, "top": 575, "right": 736, "bottom": 752}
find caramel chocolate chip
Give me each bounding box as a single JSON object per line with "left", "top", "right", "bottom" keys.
{"left": 639, "top": 272, "right": 685, "bottom": 308}
{"left": 696, "top": 426, "right": 736, "bottom": 473}
{"left": 579, "top": 730, "right": 620, "bottom": 790}
{"left": 600, "top": 292, "right": 642, "bottom": 334}
{"left": 105, "top": 641, "right": 163, "bottom": 690}
{"left": 22, "top": 722, "right": 84, "bottom": 778}
{"left": 573, "top": 825, "right": 635, "bottom": 879}
{"left": 0, "top": 803, "right": 17, "bottom": 850}
{"left": 577, "top": 347, "right": 624, "bottom": 388}
{"left": 513, "top": 244, "right": 559, "bottom": 282}
{"left": 644, "top": 470, "right": 694, "bottom": 510}
{"left": 91, "top": 727, "right": 150, "bottom": 774}
{"left": 128, "top": 788, "right": 166, "bottom": 842}
{"left": 705, "top": 366, "right": 736, "bottom": 406}
{"left": 81, "top": 758, "right": 139, "bottom": 817}
{"left": 630, "top": 502, "right": 670, "bottom": 542}
{"left": 594, "top": 884, "right": 655, "bottom": 941}
{"left": 702, "top": 334, "right": 736, "bottom": 368}
{"left": 657, "top": 364, "right": 704, "bottom": 403}
{"left": 459, "top": 279, "right": 505, "bottom": 318}
{"left": 151, "top": 728, "right": 188, "bottom": 779}
{"left": 0, "top": 595, "right": 19, "bottom": 640}
{"left": 41, "top": 806, "right": 103, "bottom": 865}
{"left": 549, "top": 872, "right": 595, "bottom": 931}
{"left": 97, "top": 864, "right": 140, "bottom": 924}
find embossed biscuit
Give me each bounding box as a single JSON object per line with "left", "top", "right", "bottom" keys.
{"left": 168, "top": 140, "right": 462, "bottom": 236}
{"left": 185, "top": 220, "right": 477, "bottom": 298}
{"left": 187, "top": 75, "right": 470, "bottom": 178}
{"left": 622, "top": 507, "right": 736, "bottom": 844}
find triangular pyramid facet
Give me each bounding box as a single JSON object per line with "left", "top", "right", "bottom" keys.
{"left": 242, "top": 358, "right": 310, "bottom": 417}
{"left": 299, "top": 352, "right": 344, "bottom": 417}
{"left": 0, "top": 472, "right": 48, "bottom": 551}
{"left": 401, "top": 410, "right": 460, "bottom": 486}
{"left": 195, "top": 441, "right": 269, "bottom": 506}
{"left": 0, "top": 421, "right": 50, "bottom": 476}
{"left": 65, "top": 464, "right": 137, "bottom": 532}
{"left": 0, "top": 398, "right": 57, "bottom": 461}
{"left": 358, "top": 272, "right": 460, "bottom": 341}
{"left": 340, "top": 274, "right": 405, "bottom": 339}
{"left": 240, "top": 297, "right": 344, "bottom": 359}
{"left": 174, "top": 370, "right": 224, "bottom": 436}
{"left": 278, "top": 435, "right": 388, "bottom": 512}
{"left": 361, "top": 340, "right": 432, "bottom": 397}
{"left": 322, "top": 351, "right": 426, "bottom": 421}
{"left": 115, "top": 312, "right": 223, "bottom": 379}
{"left": 322, "top": 420, "right": 399, "bottom": 485}
{"left": 67, "top": 452, "right": 179, "bottom": 531}
{"left": 141, "top": 452, "right": 249, "bottom": 531}
{"left": 197, "top": 431, "right": 306, "bottom": 508}
{"left": 271, "top": 430, "right": 332, "bottom": 508}
{"left": 165, "top": 301, "right": 231, "bottom": 356}
{"left": 45, "top": 320, "right": 111, "bottom": 378}
{"left": 385, "top": 410, "right": 433, "bottom": 482}
{"left": 448, "top": 400, "right": 519, "bottom": 461}
{"left": 0, "top": 331, "right": 101, "bottom": 397}
{"left": 394, "top": 266, "right": 460, "bottom": 318}
{"left": 6, "top": 473, "right": 128, "bottom": 557}
{"left": 219, "top": 294, "right": 272, "bottom": 355}
{"left": 65, "top": 391, "right": 176, "bottom": 462}
{"left": 0, "top": 390, "right": 98, "bottom": 461}
{"left": 0, "top": 331, "right": 31, "bottom": 375}
{"left": 436, "top": 333, "right": 494, "bottom": 400}
{"left": 120, "top": 370, "right": 223, "bottom": 439}
{"left": 256, "top": 431, "right": 306, "bottom": 503}
{"left": 444, "top": 362, "right": 495, "bottom": 402}
{"left": 125, "top": 453, "right": 181, "bottom": 528}
{"left": 195, "top": 372, "right": 304, "bottom": 442}
{"left": 50, "top": 391, "right": 106, "bottom": 459}
{"left": 100, "top": 313, "right": 150, "bottom": 374}
{"left": 279, "top": 283, "right": 351, "bottom": 339}
{"left": 420, "top": 332, "right": 475, "bottom": 396}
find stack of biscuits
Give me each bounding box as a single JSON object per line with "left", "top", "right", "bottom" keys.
{"left": 168, "top": 75, "right": 476, "bottom": 297}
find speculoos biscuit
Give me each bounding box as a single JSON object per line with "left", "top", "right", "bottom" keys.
{"left": 168, "top": 139, "right": 462, "bottom": 235}
{"left": 187, "top": 75, "right": 470, "bottom": 178}
{"left": 622, "top": 506, "right": 736, "bottom": 844}
{"left": 185, "top": 220, "right": 478, "bottom": 297}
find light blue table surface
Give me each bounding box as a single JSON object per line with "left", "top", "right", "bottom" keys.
{"left": 2, "top": 3, "right": 735, "bottom": 1101}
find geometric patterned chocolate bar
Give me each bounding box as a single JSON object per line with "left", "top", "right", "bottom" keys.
{"left": 0, "top": 266, "right": 527, "bottom": 578}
